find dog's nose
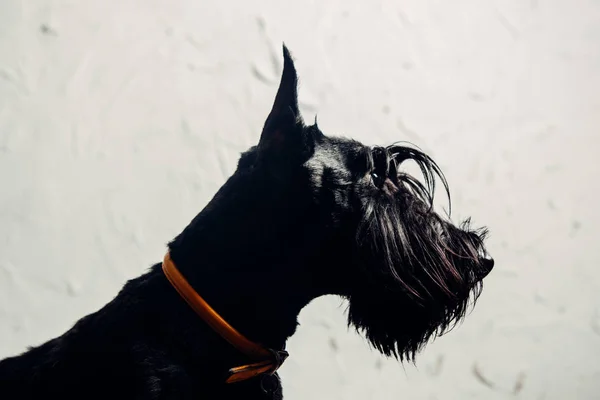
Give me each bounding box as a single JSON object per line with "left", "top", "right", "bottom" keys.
{"left": 478, "top": 256, "right": 494, "bottom": 279}
{"left": 482, "top": 256, "right": 494, "bottom": 270}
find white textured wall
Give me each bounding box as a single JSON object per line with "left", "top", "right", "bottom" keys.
{"left": 1, "top": 1, "right": 599, "bottom": 399}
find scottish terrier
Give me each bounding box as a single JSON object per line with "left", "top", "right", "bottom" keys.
{"left": 0, "top": 45, "right": 493, "bottom": 399}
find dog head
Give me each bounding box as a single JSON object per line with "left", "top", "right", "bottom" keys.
{"left": 182, "top": 45, "right": 494, "bottom": 357}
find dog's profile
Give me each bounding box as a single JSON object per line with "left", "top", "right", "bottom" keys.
{"left": 0, "top": 45, "right": 494, "bottom": 399}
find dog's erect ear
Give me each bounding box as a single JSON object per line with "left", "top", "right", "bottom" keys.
{"left": 258, "top": 44, "right": 304, "bottom": 154}
{"left": 268, "top": 44, "right": 300, "bottom": 120}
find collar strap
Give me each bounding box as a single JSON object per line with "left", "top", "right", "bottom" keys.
{"left": 161, "top": 253, "right": 288, "bottom": 383}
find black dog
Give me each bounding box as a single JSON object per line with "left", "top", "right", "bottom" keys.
{"left": 0, "top": 45, "right": 493, "bottom": 399}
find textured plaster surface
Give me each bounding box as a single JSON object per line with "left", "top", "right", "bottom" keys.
{"left": 1, "top": 1, "right": 599, "bottom": 399}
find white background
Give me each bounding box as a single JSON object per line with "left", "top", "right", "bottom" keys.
{"left": 1, "top": 1, "right": 599, "bottom": 399}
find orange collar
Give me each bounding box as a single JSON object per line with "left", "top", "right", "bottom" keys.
{"left": 161, "top": 253, "right": 288, "bottom": 384}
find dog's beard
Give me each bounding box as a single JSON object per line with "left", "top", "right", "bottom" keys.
{"left": 346, "top": 145, "right": 492, "bottom": 361}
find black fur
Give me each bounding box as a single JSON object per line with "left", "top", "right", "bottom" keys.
{"left": 0, "top": 45, "right": 493, "bottom": 399}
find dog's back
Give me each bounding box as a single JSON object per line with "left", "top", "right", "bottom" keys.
{"left": 0, "top": 297, "right": 139, "bottom": 398}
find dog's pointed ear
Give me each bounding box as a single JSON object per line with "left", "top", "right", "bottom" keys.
{"left": 258, "top": 44, "right": 304, "bottom": 153}
{"left": 269, "top": 44, "right": 300, "bottom": 120}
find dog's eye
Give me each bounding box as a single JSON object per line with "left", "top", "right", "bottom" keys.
{"left": 371, "top": 172, "right": 384, "bottom": 187}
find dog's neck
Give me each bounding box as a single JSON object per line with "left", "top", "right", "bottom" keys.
{"left": 166, "top": 178, "right": 323, "bottom": 351}
{"left": 166, "top": 242, "right": 312, "bottom": 353}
